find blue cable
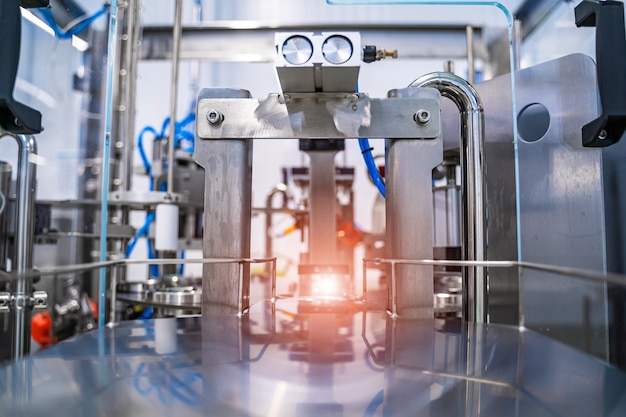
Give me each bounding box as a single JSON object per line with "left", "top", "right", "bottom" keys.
{"left": 178, "top": 250, "right": 185, "bottom": 276}
{"left": 137, "top": 126, "right": 157, "bottom": 177}
{"left": 355, "top": 84, "right": 386, "bottom": 198}
{"left": 39, "top": 5, "right": 109, "bottom": 40}
{"left": 359, "top": 138, "right": 386, "bottom": 198}
{"left": 125, "top": 212, "right": 159, "bottom": 278}
{"left": 364, "top": 389, "right": 384, "bottom": 417}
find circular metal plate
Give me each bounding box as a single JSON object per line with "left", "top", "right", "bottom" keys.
{"left": 322, "top": 35, "right": 353, "bottom": 64}
{"left": 282, "top": 35, "right": 313, "bottom": 65}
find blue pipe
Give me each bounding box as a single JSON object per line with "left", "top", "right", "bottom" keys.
{"left": 359, "top": 138, "right": 386, "bottom": 198}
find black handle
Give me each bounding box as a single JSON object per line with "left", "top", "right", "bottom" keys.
{"left": 575, "top": 0, "right": 626, "bottom": 147}
{"left": 0, "top": 1, "right": 44, "bottom": 134}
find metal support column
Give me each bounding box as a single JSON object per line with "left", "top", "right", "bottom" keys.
{"left": 194, "top": 89, "right": 253, "bottom": 315}
{"left": 306, "top": 151, "right": 338, "bottom": 265}
{"left": 386, "top": 88, "right": 443, "bottom": 318}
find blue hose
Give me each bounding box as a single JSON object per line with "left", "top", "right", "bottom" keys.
{"left": 39, "top": 5, "right": 109, "bottom": 40}
{"left": 359, "top": 138, "right": 386, "bottom": 198}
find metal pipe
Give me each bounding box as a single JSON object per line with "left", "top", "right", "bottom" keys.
{"left": 0, "top": 133, "right": 38, "bottom": 360}
{"left": 167, "top": 0, "right": 183, "bottom": 194}
{"left": 409, "top": 73, "right": 487, "bottom": 323}
{"left": 466, "top": 26, "right": 475, "bottom": 84}
{"left": 264, "top": 185, "right": 289, "bottom": 260}
{"left": 122, "top": 0, "right": 141, "bottom": 192}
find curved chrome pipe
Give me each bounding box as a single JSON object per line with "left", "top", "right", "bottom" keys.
{"left": 409, "top": 72, "right": 487, "bottom": 323}
{"left": 0, "top": 133, "right": 37, "bottom": 360}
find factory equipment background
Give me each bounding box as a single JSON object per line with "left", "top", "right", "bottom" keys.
{"left": 0, "top": 0, "right": 625, "bottom": 416}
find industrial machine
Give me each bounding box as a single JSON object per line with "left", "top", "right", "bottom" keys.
{"left": 0, "top": 0, "right": 625, "bottom": 415}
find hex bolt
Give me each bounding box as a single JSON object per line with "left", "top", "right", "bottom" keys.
{"left": 206, "top": 110, "right": 224, "bottom": 126}
{"left": 414, "top": 109, "right": 431, "bottom": 125}
{"left": 598, "top": 130, "right": 608, "bottom": 140}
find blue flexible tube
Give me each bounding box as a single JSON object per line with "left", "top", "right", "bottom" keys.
{"left": 39, "top": 5, "right": 108, "bottom": 40}
{"left": 137, "top": 126, "right": 157, "bottom": 177}
{"left": 359, "top": 138, "right": 386, "bottom": 198}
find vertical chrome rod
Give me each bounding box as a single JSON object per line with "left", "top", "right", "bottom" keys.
{"left": 466, "top": 26, "right": 475, "bottom": 84}
{"left": 1, "top": 133, "right": 37, "bottom": 360}
{"left": 167, "top": 0, "right": 183, "bottom": 194}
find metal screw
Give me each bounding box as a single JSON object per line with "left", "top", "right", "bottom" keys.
{"left": 206, "top": 110, "right": 224, "bottom": 126}
{"left": 14, "top": 118, "right": 21, "bottom": 127}
{"left": 414, "top": 109, "right": 431, "bottom": 125}
{"left": 598, "top": 130, "right": 608, "bottom": 140}
{"left": 352, "top": 104, "right": 358, "bottom": 111}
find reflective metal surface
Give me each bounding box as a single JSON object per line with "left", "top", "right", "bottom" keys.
{"left": 447, "top": 54, "right": 607, "bottom": 358}
{"left": 281, "top": 35, "right": 313, "bottom": 65}
{"left": 195, "top": 93, "right": 440, "bottom": 139}
{"left": 194, "top": 89, "right": 254, "bottom": 316}
{"left": 410, "top": 73, "right": 487, "bottom": 323}
{"left": 1, "top": 300, "right": 625, "bottom": 416}
{"left": 386, "top": 87, "right": 442, "bottom": 317}
{"left": 440, "top": 55, "right": 609, "bottom": 358}
{"left": 0, "top": 133, "right": 38, "bottom": 361}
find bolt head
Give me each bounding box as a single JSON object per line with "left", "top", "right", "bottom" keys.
{"left": 414, "top": 109, "right": 431, "bottom": 125}
{"left": 206, "top": 110, "right": 224, "bottom": 125}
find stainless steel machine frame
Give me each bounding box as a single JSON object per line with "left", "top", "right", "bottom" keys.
{"left": 194, "top": 87, "right": 442, "bottom": 316}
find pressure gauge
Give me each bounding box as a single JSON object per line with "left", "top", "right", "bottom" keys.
{"left": 322, "top": 35, "right": 353, "bottom": 64}
{"left": 281, "top": 35, "right": 313, "bottom": 65}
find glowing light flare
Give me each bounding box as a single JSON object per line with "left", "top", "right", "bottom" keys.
{"left": 311, "top": 273, "right": 343, "bottom": 297}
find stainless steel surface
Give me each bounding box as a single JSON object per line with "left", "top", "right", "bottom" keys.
{"left": 0, "top": 134, "right": 38, "bottom": 361}
{"left": 116, "top": 292, "right": 201, "bottom": 312}
{"left": 274, "top": 31, "right": 362, "bottom": 93}
{"left": 196, "top": 93, "right": 440, "bottom": 140}
{"left": 439, "top": 54, "right": 608, "bottom": 358}
{"left": 321, "top": 35, "right": 353, "bottom": 64}
{"left": 466, "top": 25, "right": 475, "bottom": 84}
{"left": 149, "top": 288, "right": 201, "bottom": 305}
{"left": 1, "top": 302, "right": 625, "bottom": 416}
{"left": 0, "top": 161, "right": 11, "bottom": 271}
{"left": 386, "top": 87, "right": 442, "bottom": 318}
{"left": 307, "top": 152, "right": 338, "bottom": 264}
{"left": 108, "top": 190, "right": 188, "bottom": 207}
{"left": 410, "top": 73, "right": 487, "bottom": 323}
{"left": 114, "top": 0, "right": 141, "bottom": 194}
{"left": 167, "top": 0, "right": 183, "bottom": 195}
{"left": 139, "top": 23, "right": 486, "bottom": 61}
{"left": 264, "top": 185, "right": 289, "bottom": 261}
{"left": 117, "top": 280, "right": 157, "bottom": 294}
{"left": 122, "top": 0, "right": 141, "bottom": 193}
{"left": 194, "top": 89, "right": 254, "bottom": 316}
{"left": 281, "top": 35, "right": 313, "bottom": 65}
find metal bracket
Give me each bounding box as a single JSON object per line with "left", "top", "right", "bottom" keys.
{"left": 32, "top": 291, "right": 48, "bottom": 310}
{"left": 575, "top": 0, "right": 626, "bottom": 147}
{"left": 0, "top": 291, "right": 48, "bottom": 312}
{"left": 0, "top": 292, "right": 9, "bottom": 312}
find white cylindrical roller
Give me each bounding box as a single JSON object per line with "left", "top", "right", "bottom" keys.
{"left": 154, "top": 317, "right": 177, "bottom": 354}
{"left": 155, "top": 203, "right": 179, "bottom": 251}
